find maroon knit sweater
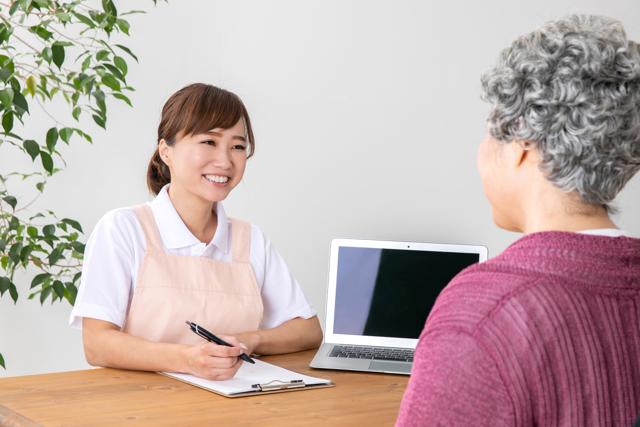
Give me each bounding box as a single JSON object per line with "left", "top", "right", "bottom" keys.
{"left": 396, "top": 232, "right": 640, "bottom": 427}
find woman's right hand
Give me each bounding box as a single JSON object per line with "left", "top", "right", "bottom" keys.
{"left": 182, "top": 339, "right": 245, "bottom": 380}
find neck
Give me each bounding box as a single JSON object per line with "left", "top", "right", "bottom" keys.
{"left": 519, "top": 186, "right": 617, "bottom": 234}
{"left": 167, "top": 185, "right": 217, "bottom": 243}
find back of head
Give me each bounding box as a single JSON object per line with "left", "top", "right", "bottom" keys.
{"left": 481, "top": 15, "right": 640, "bottom": 209}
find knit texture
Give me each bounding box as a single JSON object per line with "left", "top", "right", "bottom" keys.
{"left": 396, "top": 232, "right": 640, "bottom": 427}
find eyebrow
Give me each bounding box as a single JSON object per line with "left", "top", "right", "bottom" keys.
{"left": 206, "top": 130, "right": 247, "bottom": 142}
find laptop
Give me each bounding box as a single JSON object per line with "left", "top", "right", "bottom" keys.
{"left": 310, "top": 238, "right": 488, "bottom": 375}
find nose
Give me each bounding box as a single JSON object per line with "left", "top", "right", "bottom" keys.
{"left": 211, "top": 147, "right": 232, "bottom": 170}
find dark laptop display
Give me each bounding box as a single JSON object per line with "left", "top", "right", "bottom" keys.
{"left": 333, "top": 247, "right": 480, "bottom": 339}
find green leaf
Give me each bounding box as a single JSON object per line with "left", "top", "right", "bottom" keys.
{"left": 73, "top": 12, "right": 95, "bottom": 28}
{"left": 40, "top": 151, "right": 53, "bottom": 173}
{"left": 81, "top": 55, "right": 91, "bottom": 71}
{"left": 102, "top": 0, "right": 118, "bottom": 16}
{"left": 43, "top": 224, "right": 55, "bottom": 236}
{"left": 2, "top": 195, "right": 17, "bottom": 209}
{"left": 48, "top": 245, "right": 64, "bottom": 266}
{"left": 8, "top": 242, "right": 22, "bottom": 264}
{"left": 0, "top": 23, "right": 12, "bottom": 45}
{"left": 115, "top": 44, "right": 138, "bottom": 62}
{"left": 64, "top": 282, "right": 77, "bottom": 305}
{"left": 40, "top": 286, "right": 51, "bottom": 304}
{"left": 2, "top": 111, "right": 13, "bottom": 133}
{"left": 20, "top": 245, "right": 32, "bottom": 264}
{"left": 9, "top": 283, "right": 18, "bottom": 303}
{"left": 71, "top": 241, "right": 85, "bottom": 254}
{"left": 23, "top": 140, "right": 40, "bottom": 161}
{"left": 112, "top": 93, "right": 132, "bottom": 106}
{"left": 92, "top": 114, "right": 106, "bottom": 128}
{"left": 74, "top": 128, "right": 93, "bottom": 143}
{"left": 42, "top": 46, "right": 53, "bottom": 64}
{"left": 13, "top": 92, "right": 28, "bottom": 113}
{"left": 46, "top": 127, "right": 58, "bottom": 152}
{"left": 0, "top": 87, "right": 14, "bottom": 108}
{"left": 27, "top": 226, "right": 38, "bottom": 238}
{"left": 0, "top": 239, "right": 6, "bottom": 252}
{"left": 26, "top": 75, "right": 36, "bottom": 96}
{"left": 0, "top": 352, "right": 4, "bottom": 369}
{"left": 62, "top": 218, "right": 83, "bottom": 233}
{"left": 116, "top": 19, "right": 130, "bottom": 35}
{"left": 72, "top": 106, "right": 81, "bottom": 121}
{"left": 30, "top": 25, "right": 53, "bottom": 41}
{"left": 31, "top": 273, "right": 50, "bottom": 289}
{"left": 36, "top": 182, "right": 45, "bottom": 192}
{"left": 101, "top": 74, "right": 120, "bottom": 91}
{"left": 9, "top": 0, "right": 20, "bottom": 15}
{"left": 96, "top": 49, "right": 110, "bottom": 62}
{"left": 0, "top": 276, "right": 10, "bottom": 295}
{"left": 59, "top": 127, "right": 73, "bottom": 143}
{"left": 52, "top": 43, "right": 65, "bottom": 68}
{"left": 113, "top": 56, "right": 128, "bottom": 76}
{"left": 103, "top": 64, "right": 125, "bottom": 82}
{"left": 56, "top": 12, "right": 72, "bottom": 23}
{"left": 53, "top": 280, "right": 65, "bottom": 298}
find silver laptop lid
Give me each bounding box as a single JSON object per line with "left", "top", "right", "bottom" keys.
{"left": 325, "top": 239, "right": 488, "bottom": 349}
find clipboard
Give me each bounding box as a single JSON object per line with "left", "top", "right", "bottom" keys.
{"left": 161, "top": 359, "right": 334, "bottom": 397}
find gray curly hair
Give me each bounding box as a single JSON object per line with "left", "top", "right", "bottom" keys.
{"left": 481, "top": 15, "right": 640, "bottom": 208}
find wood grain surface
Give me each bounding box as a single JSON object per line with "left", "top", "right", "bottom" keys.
{"left": 0, "top": 350, "right": 408, "bottom": 426}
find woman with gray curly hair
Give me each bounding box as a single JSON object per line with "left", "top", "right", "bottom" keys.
{"left": 396, "top": 15, "right": 640, "bottom": 427}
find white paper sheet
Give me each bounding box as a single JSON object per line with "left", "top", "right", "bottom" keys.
{"left": 163, "top": 359, "right": 332, "bottom": 396}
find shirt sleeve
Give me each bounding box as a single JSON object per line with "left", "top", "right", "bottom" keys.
{"left": 249, "top": 224, "right": 317, "bottom": 329}
{"left": 395, "top": 330, "right": 514, "bottom": 427}
{"left": 68, "top": 208, "right": 144, "bottom": 329}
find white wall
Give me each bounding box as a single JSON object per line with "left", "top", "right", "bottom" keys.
{"left": 1, "top": 0, "right": 639, "bottom": 377}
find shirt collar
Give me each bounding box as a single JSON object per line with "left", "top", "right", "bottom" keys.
{"left": 149, "top": 184, "right": 230, "bottom": 253}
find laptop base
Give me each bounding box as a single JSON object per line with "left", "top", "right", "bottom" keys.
{"left": 309, "top": 343, "right": 412, "bottom": 375}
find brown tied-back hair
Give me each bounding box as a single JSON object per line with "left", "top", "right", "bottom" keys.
{"left": 147, "top": 83, "right": 255, "bottom": 195}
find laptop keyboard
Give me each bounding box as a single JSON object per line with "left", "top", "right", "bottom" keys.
{"left": 329, "top": 345, "right": 414, "bottom": 362}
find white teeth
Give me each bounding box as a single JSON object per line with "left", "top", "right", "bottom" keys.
{"left": 204, "top": 175, "right": 229, "bottom": 184}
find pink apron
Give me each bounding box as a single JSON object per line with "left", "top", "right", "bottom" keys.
{"left": 123, "top": 204, "right": 263, "bottom": 345}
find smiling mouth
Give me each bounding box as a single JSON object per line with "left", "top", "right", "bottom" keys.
{"left": 203, "top": 174, "right": 230, "bottom": 184}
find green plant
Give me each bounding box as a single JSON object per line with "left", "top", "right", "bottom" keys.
{"left": 0, "top": 0, "right": 156, "bottom": 369}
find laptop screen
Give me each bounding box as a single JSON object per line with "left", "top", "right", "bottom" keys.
{"left": 332, "top": 246, "right": 480, "bottom": 339}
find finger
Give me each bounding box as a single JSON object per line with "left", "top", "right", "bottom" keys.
{"left": 219, "top": 335, "right": 242, "bottom": 347}
{"left": 220, "top": 335, "right": 250, "bottom": 353}
{"left": 201, "top": 342, "right": 242, "bottom": 357}
{"left": 207, "top": 358, "right": 243, "bottom": 380}
{"left": 204, "top": 355, "right": 239, "bottom": 369}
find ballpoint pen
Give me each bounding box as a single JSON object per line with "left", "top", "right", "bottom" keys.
{"left": 186, "top": 321, "right": 255, "bottom": 364}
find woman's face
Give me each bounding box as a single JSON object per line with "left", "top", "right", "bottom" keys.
{"left": 477, "top": 131, "right": 521, "bottom": 231}
{"left": 161, "top": 119, "right": 248, "bottom": 203}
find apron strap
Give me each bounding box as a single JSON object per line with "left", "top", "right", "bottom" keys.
{"left": 133, "top": 204, "right": 164, "bottom": 253}
{"left": 230, "top": 219, "right": 251, "bottom": 263}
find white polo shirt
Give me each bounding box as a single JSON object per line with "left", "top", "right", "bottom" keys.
{"left": 69, "top": 185, "right": 316, "bottom": 330}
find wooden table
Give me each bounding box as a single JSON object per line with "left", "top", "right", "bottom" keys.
{"left": 0, "top": 350, "right": 408, "bottom": 426}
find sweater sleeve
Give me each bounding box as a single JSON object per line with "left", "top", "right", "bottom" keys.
{"left": 396, "top": 330, "right": 514, "bottom": 427}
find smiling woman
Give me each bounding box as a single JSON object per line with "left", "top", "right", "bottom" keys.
{"left": 68, "top": 83, "right": 323, "bottom": 381}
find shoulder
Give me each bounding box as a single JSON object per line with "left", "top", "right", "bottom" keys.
{"left": 425, "top": 257, "right": 540, "bottom": 338}
{"left": 88, "top": 205, "right": 146, "bottom": 247}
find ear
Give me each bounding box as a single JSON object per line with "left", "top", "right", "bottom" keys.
{"left": 508, "top": 140, "right": 533, "bottom": 168}
{"left": 158, "top": 139, "right": 171, "bottom": 166}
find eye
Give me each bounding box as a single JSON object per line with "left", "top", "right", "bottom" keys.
{"left": 233, "top": 144, "right": 247, "bottom": 151}
{"left": 201, "top": 139, "right": 215, "bottom": 146}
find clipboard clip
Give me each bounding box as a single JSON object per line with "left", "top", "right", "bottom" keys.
{"left": 251, "top": 379, "right": 306, "bottom": 392}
